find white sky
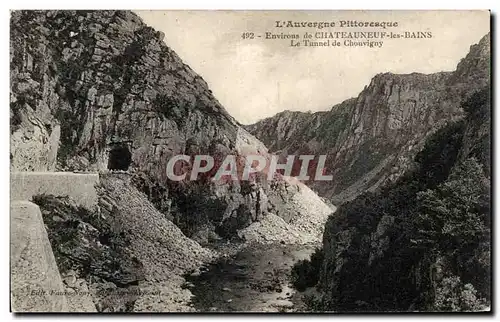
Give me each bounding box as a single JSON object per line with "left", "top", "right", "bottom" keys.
{"left": 136, "top": 10, "right": 490, "bottom": 124}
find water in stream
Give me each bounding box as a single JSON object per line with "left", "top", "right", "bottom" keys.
{"left": 184, "top": 243, "right": 316, "bottom": 312}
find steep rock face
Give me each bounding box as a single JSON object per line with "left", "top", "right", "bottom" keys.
{"left": 451, "top": 33, "right": 491, "bottom": 88}
{"left": 247, "top": 33, "right": 490, "bottom": 204}
{"left": 316, "top": 88, "right": 490, "bottom": 312}
{"left": 10, "top": 10, "right": 333, "bottom": 242}
{"left": 10, "top": 108, "right": 60, "bottom": 171}
{"left": 459, "top": 88, "right": 491, "bottom": 175}
{"left": 245, "top": 110, "right": 328, "bottom": 152}
{"left": 10, "top": 10, "right": 238, "bottom": 174}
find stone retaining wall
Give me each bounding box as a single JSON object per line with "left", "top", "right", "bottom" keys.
{"left": 10, "top": 172, "right": 99, "bottom": 210}
{"left": 10, "top": 172, "right": 100, "bottom": 312}
{"left": 10, "top": 201, "right": 69, "bottom": 312}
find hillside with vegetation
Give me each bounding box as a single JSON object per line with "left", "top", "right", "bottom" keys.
{"left": 292, "top": 88, "right": 491, "bottom": 312}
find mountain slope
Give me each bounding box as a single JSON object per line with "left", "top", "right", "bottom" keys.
{"left": 10, "top": 10, "right": 239, "bottom": 174}
{"left": 246, "top": 33, "right": 490, "bottom": 204}
{"left": 10, "top": 10, "right": 337, "bottom": 312}
{"left": 315, "top": 87, "right": 490, "bottom": 312}
{"left": 10, "top": 10, "right": 333, "bottom": 247}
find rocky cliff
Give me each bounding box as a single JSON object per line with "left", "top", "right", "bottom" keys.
{"left": 314, "top": 87, "right": 490, "bottom": 312}
{"left": 10, "top": 10, "right": 238, "bottom": 173}
{"left": 10, "top": 10, "right": 337, "bottom": 312}
{"left": 10, "top": 10, "right": 333, "bottom": 244}
{"left": 279, "top": 34, "right": 491, "bottom": 311}
{"left": 247, "top": 33, "right": 490, "bottom": 204}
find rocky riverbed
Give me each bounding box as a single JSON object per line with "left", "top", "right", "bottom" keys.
{"left": 184, "top": 243, "right": 317, "bottom": 312}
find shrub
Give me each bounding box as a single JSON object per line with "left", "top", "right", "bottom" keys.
{"left": 291, "top": 247, "right": 324, "bottom": 291}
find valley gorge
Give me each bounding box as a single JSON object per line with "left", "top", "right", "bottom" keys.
{"left": 10, "top": 10, "right": 333, "bottom": 312}
{"left": 248, "top": 33, "right": 491, "bottom": 312}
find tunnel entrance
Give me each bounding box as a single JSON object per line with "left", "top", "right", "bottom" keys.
{"left": 108, "top": 145, "right": 132, "bottom": 171}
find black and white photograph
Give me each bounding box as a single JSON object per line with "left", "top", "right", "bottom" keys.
{"left": 8, "top": 8, "right": 492, "bottom": 313}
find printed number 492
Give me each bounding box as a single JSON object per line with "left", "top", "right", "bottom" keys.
{"left": 242, "top": 32, "right": 255, "bottom": 40}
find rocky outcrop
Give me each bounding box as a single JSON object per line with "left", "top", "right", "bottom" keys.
{"left": 10, "top": 109, "right": 60, "bottom": 172}
{"left": 314, "top": 87, "right": 491, "bottom": 312}
{"left": 10, "top": 10, "right": 333, "bottom": 243}
{"left": 247, "top": 33, "right": 490, "bottom": 204}
{"left": 239, "top": 182, "right": 335, "bottom": 244}
{"left": 10, "top": 10, "right": 238, "bottom": 174}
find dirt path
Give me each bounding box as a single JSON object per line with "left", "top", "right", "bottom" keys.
{"left": 184, "top": 243, "right": 316, "bottom": 312}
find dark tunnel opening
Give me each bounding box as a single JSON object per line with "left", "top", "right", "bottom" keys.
{"left": 108, "top": 145, "right": 132, "bottom": 171}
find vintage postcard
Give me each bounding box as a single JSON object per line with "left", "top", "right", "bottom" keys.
{"left": 10, "top": 10, "right": 491, "bottom": 313}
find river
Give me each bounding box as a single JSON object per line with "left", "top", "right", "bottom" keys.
{"left": 184, "top": 243, "right": 317, "bottom": 312}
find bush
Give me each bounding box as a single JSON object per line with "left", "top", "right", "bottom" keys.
{"left": 434, "top": 276, "right": 488, "bottom": 311}
{"left": 291, "top": 247, "right": 324, "bottom": 291}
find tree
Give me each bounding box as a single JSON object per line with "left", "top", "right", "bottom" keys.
{"left": 434, "top": 276, "right": 488, "bottom": 311}
{"left": 415, "top": 158, "right": 490, "bottom": 251}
